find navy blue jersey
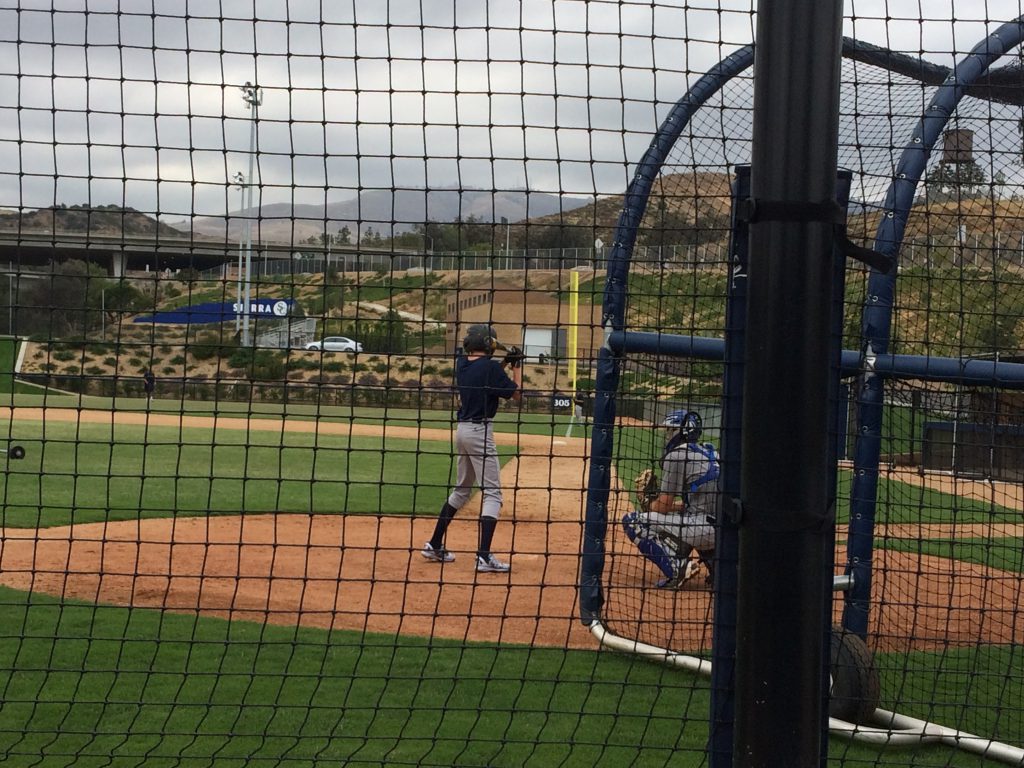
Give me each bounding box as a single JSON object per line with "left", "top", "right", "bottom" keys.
{"left": 455, "top": 355, "right": 517, "bottom": 421}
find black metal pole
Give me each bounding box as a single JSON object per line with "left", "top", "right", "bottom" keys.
{"left": 708, "top": 165, "right": 751, "bottom": 766}
{"left": 734, "top": 0, "right": 845, "bottom": 765}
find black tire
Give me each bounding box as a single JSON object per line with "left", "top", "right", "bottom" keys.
{"left": 829, "top": 626, "right": 880, "bottom": 724}
{"left": 8, "top": 445, "right": 25, "bottom": 460}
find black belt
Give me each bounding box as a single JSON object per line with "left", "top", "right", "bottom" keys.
{"left": 464, "top": 418, "right": 491, "bottom": 424}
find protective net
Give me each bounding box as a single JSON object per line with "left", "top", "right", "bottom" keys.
{"left": 0, "top": 3, "right": 1022, "bottom": 767}
{"left": 601, "top": 40, "right": 1024, "bottom": 761}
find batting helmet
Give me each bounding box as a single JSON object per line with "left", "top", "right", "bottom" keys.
{"left": 462, "top": 323, "right": 506, "bottom": 354}
{"left": 663, "top": 409, "right": 702, "bottom": 441}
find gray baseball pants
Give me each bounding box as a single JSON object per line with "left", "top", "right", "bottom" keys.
{"left": 447, "top": 421, "right": 503, "bottom": 518}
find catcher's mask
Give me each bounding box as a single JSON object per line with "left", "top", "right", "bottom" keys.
{"left": 462, "top": 323, "right": 506, "bottom": 355}
{"left": 662, "top": 409, "right": 702, "bottom": 442}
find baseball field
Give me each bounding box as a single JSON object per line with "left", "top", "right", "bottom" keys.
{"left": 0, "top": 401, "right": 1019, "bottom": 766}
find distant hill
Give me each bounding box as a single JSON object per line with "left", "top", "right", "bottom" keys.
{"left": 180, "top": 188, "right": 596, "bottom": 244}
{"left": 523, "top": 171, "right": 735, "bottom": 245}
{"left": 0, "top": 175, "right": 732, "bottom": 247}
{"left": 0, "top": 204, "right": 189, "bottom": 238}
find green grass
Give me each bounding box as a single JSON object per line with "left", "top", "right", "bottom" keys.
{"left": 0, "top": 419, "right": 516, "bottom": 528}
{"left": 872, "top": 643, "right": 1024, "bottom": 751}
{"left": 0, "top": 587, "right": 1015, "bottom": 767}
{"left": 0, "top": 339, "right": 39, "bottom": 395}
{"left": 877, "top": 402, "right": 918, "bottom": 458}
{"left": 835, "top": 469, "right": 1020, "bottom": 527}
{"left": 878, "top": 537, "right": 1024, "bottom": 573}
{"left": 0, "top": 589, "right": 710, "bottom": 768}
{"left": 344, "top": 273, "right": 439, "bottom": 304}
{"left": 0, "top": 338, "right": 17, "bottom": 389}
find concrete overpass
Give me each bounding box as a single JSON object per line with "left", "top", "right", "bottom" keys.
{"left": 0, "top": 230, "right": 387, "bottom": 278}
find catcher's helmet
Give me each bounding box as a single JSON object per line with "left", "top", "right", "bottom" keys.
{"left": 663, "top": 409, "right": 702, "bottom": 441}
{"left": 462, "top": 323, "right": 506, "bottom": 354}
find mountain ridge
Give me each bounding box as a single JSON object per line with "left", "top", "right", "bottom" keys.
{"left": 181, "top": 188, "right": 598, "bottom": 243}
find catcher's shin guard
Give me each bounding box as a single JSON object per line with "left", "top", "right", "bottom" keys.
{"left": 637, "top": 537, "right": 677, "bottom": 581}
{"left": 622, "top": 514, "right": 676, "bottom": 581}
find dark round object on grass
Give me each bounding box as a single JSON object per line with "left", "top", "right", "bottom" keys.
{"left": 7, "top": 445, "right": 25, "bottom": 460}
{"left": 829, "top": 625, "right": 881, "bottom": 724}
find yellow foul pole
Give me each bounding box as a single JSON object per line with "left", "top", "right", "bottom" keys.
{"left": 568, "top": 269, "right": 579, "bottom": 391}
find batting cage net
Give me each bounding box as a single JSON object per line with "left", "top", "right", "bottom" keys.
{"left": 0, "top": 3, "right": 1022, "bottom": 767}
{"left": 594, "top": 22, "right": 1024, "bottom": 768}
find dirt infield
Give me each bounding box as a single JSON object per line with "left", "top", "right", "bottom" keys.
{"left": 0, "top": 407, "right": 1021, "bottom": 654}
{"left": 0, "top": 407, "right": 598, "bottom": 649}
{"left": 602, "top": 529, "right": 1024, "bottom": 654}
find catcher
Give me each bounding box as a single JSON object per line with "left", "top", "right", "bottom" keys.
{"left": 622, "top": 409, "right": 720, "bottom": 588}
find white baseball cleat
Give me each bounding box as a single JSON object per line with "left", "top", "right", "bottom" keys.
{"left": 476, "top": 554, "right": 511, "bottom": 573}
{"left": 421, "top": 542, "right": 455, "bottom": 563}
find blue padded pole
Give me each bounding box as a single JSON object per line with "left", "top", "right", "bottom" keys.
{"left": 608, "top": 331, "right": 1024, "bottom": 389}
{"left": 707, "top": 164, "right": 751, "bottom": 766}
{"left": 579, "top": 44, "right": 754, "bottom": 624}
{"left": 843, "top": 18, "right": 1024, "bottom": 639}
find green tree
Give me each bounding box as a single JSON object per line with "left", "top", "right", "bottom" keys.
{"left": 925, "top": 160, "right": 987, "bottom": 199}
{"left": 994, "top": 169, "right": 1008, "bottom": 199}
{"left": 343, "top": 310, "right": 408, "bottom": 354}
{"left": 20, "top": 259, "right": 108, "bottom": 338}
{"left": 527, "top": 222, "right": 592, "bottom": 251}
{"left": 100, "top": 280, "right": 146, "bottom": 317}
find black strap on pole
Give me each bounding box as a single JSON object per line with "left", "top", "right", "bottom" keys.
{"left": 736, "top": 197, "right": 895, "bottom": 274}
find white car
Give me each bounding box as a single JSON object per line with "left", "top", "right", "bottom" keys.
{"left": 305, "top": 336, "right": 362, "bottom": 353}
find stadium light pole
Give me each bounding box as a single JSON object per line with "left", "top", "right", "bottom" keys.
{"left": 240, "top": 81, "right": 262, "bottom": 346}
{"left": 232, "top": 171, "right": 246, "bottom": 335}
{"left": 501, "top": 216, "right": 510, "bottom": 268}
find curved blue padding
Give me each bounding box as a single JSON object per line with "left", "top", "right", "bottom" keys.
{"left": 578, "top": 21, "right": 1024, "bottom": 638}
{"left": 579, "top": 42, "right": 755, "bottom": 624}
{"left": 844, "top": 17, "right": 1024, "bottom": 638}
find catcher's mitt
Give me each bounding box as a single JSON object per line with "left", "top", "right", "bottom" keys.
{"left": 634, "top": 467, "right": 659, "bottom": 511}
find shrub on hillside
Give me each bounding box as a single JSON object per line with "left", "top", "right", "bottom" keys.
{"left": 190, "top": 343, "right": 218, "bottom": 361}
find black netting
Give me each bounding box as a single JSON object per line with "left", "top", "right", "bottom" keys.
{"left": 0, "top": 4, "right": 1022, "bottom": 767}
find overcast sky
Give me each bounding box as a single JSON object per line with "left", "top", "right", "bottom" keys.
{"left": 0, "top": 0, "right": 1022, "bottom": 222}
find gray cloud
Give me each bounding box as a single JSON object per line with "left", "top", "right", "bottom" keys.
{"left": 1, "top": 0, "right": 1022, "bottom": 221}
